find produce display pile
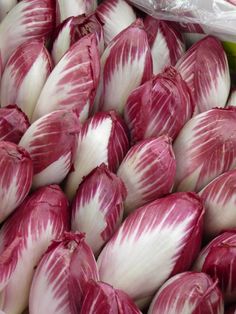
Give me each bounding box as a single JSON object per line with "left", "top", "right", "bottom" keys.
{"left": 0, "top": 0, "right": 236, "bottom": 313}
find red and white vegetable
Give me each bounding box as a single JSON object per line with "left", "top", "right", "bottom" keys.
{"left": 19, "top": 110, "right": 80, "bottom": 189}
{"left": 0, "top": 185, "right": 69, "bottom": 314}
{"left": 174, "top": 107, "right": 236, "bottom": 192}
{"left": 98, "top": 192, "right": 204, "bottom": 308}
{"left": 56, "top": 0, "right": 97, "bottom": 24}
{"left": 144, "top": 16, "right": 185, "bottom": 75}
{"left": 124, "top": 67, "right": 193, "bottom": 143}
{"left": 95, "top": 19, "right": 153, "bottom": 114}
{"left": 0, "top": 105, "right": 29, "bottom": 143}
{"left": 71, "top": 164, "right": 126, "bottom": 255}
{"left": 29, "top": 232, "right": 99, "bottom": 314}
{"left": 96, "top": 0, "right": 136, "bottom": 46}
{"left": 194, "top": 230, "right": 236, "bottom": 304}
{"left": 0, "top": 141, "right": 33, "bottom": 223}
{"left": 52, "top": 14, "right": 104, "bottom": 65}
{"left": 33, "top": 34, "right": 100, "bottom": 122}
{"left": 199, "top": 169, "right": 236, "bottom": 239}
{"left": 0, "top": 0, "right": 54, "bottom": 72}
{"left": 148, "top": 272, "right": 224, "bottom": 314}
{"left": 117, "top": 136, "right": 176, "bottom": 215}
{"left": 176, "top": 36, "right": 230, "bottom": 114}
{"left": 80, "top": 280, "right": 141, "bottom": 313}
{"left": 0, "top": 40, "right": 52, "bottom": 121}
{"left": 65, "top": 111, "right": 129, "bottom": 200}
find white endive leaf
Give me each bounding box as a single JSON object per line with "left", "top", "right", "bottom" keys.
{"left": 71, "top": 164, "right": 126, "bottom": 255}
{"left": 96, "top": 0, "right": 136, "bottom": 45}
{"left": 98, "top": 192, "right": 204, "bottom": 308}
{"left": 144, "top": 16, "right": 185, "bottom": 75}
{"left": 0, "top": 0, "right": 17, "bottom": 21}
{"left": 95, "top": 19, "right": 153, "bottom": 115}
{"left": 56, "top": 0, "right": 97, "bottom": 24}
{"left": 65, "top": 111, "right": 129, "bottom": 201}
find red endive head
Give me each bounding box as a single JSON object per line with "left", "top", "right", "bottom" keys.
{"left": 0, "top": 104, "right": 29, "bottom": 143}
{"left": 148, "top": 272, "right": 224, "bottom": 314}
{"left": 29, "top": 232, "right": 99, "bottom": 314}
{"left": 124, "top": 66, "right": 193, "bottom": 143}
{"left": 0, "top": 39, "right": 52, "bottom": 121}
{"left": 174, "top": 107, "right": 236, "bottom": 192}
{"left": 80, "top": 280, "right": 141, "bottom": 313}
{"left": 199, "top": 169, "right": 236, "bottom": 239}
{"left": 33, "top": 34, "right": 100, "bottom": 123}
{"left": 144, "top": 16, "right": 185, "bottom": 74}
{"left": 71, "top": 163, "right": 126, "bottom": 255}
{"left": 52, "top": 14, "right": 104, "bottom": 64}
{"left": 117, "top": 136, "right": 176, "bottom": 214}
{"left": 194, "top": 230, "right": 236, "bottom": 304}
{"left": 0, "top": 185, "right": 69, "bottom": 314}
{"left": 0, "top": 0, "right": 55, "bottom": 70}
{"left": 98, "top": 192, "right": 204, "bottom": 308}
{"left": 0, "top": 141, "right": 33, "bottom": 223}
{"left": 95, "top": 19, "right": 153, "bottom": 114}
{"left": 96, "top": 0, "right": 136, "bottom": 45}
{"left": 176, "top": 35, "right": 230, "bottom": 114}
{"left": 65, "top": 110, "right": 129, "bottom": 201}
{"left": 19, "top": 110, "right": 81, "bottom": 189}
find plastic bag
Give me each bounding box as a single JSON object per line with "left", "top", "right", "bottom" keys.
{"left": 130, "top": 0, "right": 236, "bottom": 41}
{"left": 130, "top": 0, "right": 236, "bottom": 71}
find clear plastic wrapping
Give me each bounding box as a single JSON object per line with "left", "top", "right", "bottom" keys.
{"left": 130, "top": 0, "right": 236, "bottom": 41}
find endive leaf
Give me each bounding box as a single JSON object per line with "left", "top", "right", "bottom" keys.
{"left": 65, "top": 111, "right": 129, "bottom": 200}
{"left": 98, "top": 192, "right": 204, "bottom": 308}
{"left": 148, "top": 272, "right": 224, "bottom": 314}
{"left": 33, "top": 34, "right": 100, "bottom": 122}
{"left": 0, "top": 105, "right": 29, "bottom": 144}
{"left": 144, "top": 16, "right": 185, "bottom": 75}
{"left": 199, "top": 170, "right": 236, "bottom": 239}
{"left": 0, "top": 185, "right": 69, "bottom": 314}
{"left": 176, "top": 36, "right": 230, "bottom": 114}
{"left": 71, "top": 164, "right": 126, "bottom": 255}
{"left": 117, "top": 136, "right": 176, "bottom": 215}
{"left": 19, "top": 110, "right": 80, "bottom": 189}
{"left": 56, "top": 0, "right": 97, "bottom": 24}
{"left": 95, "top": 19, "right": 153, "bottom": 115}
{"left": 0, "top": 0, "right": 17, "bottom": 21}
{"left": 96, "top": 0, "right": 136, "bottom": 45}
{"left": 0, "top": 0, "right": 55, "bottom": 70}
{"left": 124, "top": 67, "right": 193, "bottom": 143}
{"left": 0, "top": 40, "right": 52, "bottom": 121}
{"left": 174, "top": 107, "right": 236, "bottom": 192}
{"left": 29, "top": 232, "right": 99, "bottom": 314}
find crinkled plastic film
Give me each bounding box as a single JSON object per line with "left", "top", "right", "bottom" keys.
{"left": 130, "top": 0, "right": 236, "bottom": 39}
